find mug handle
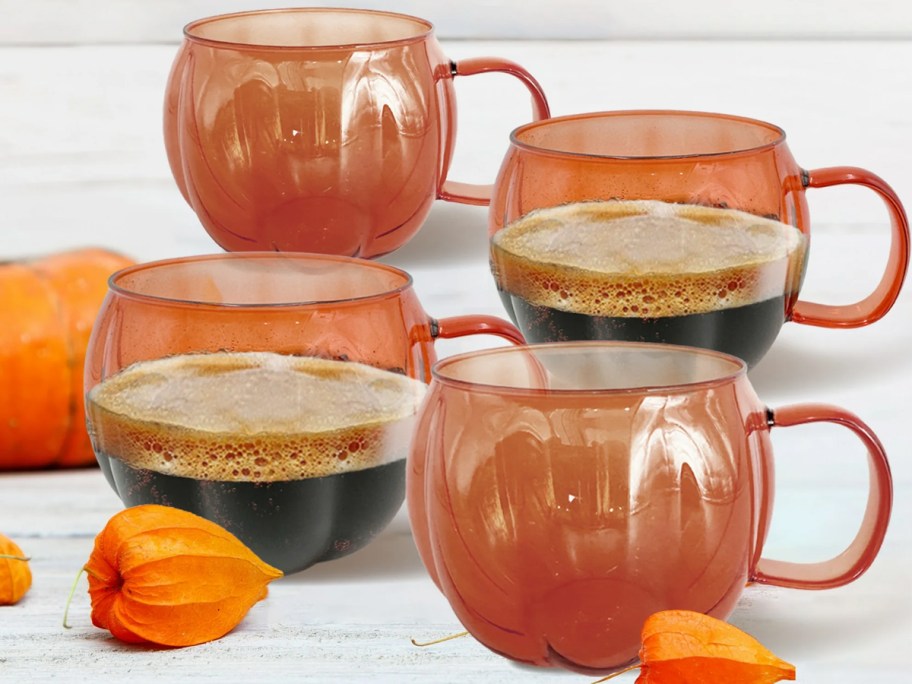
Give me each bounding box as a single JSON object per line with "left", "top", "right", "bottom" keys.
{"left": 791, "top": 167, "right": 910, "bottom": 327}
{"left": 432, "top": 315, "right": 526, "bottom": 345}
{"left": 431, "top": 318, "right": 556, "bottom": 390}
{"left": 438, "top": 58, "right": 551, "bottom": 207}
{"left": 753, "top": 403, "right": 892, "bottom": 590}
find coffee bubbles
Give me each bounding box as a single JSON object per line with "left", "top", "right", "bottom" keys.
{"left": 88, "top": 352, "right": 425, "bottom": 482}
{"left": 87, "top": 352, "right": 427, "bottom": 573}
{"left": 491, "top": 200, "right": 806, "bottom": 366}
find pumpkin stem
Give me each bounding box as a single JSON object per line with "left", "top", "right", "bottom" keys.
{"left": 591, "top": 662, "right": 642, "bottom": 683}
{"left": 410, "top": 630, "right": 470, "bottom": 647}
{"left": 0, "top": 554, "right": 30, "bottom": 561}
{"left": 63, "top": 567, "right": 86, "bottom": 629}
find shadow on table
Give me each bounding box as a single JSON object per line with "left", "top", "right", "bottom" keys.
{"left": 748, "top": 333, "right": 912, "bottom": 397}
{"left": 509, "top": 661, "right": 589, "bottom": 678}
{"left": 379, "top": 202, "right": 489, "bottom": 269}
{"left": 732, "top": 580, "right": 911, "bottom": 661}
{"left": 285, "top": 518, "right": 428, "bottom": 584}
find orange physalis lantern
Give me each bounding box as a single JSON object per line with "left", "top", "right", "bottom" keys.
{"left": 83, "top": 504, "right": 282, "bottom": 647}
{"left": 0, "top": 532, "right": 31, "bottom": 605}
{"left": 634, "top": 610, "right": 797, "bottom": 683}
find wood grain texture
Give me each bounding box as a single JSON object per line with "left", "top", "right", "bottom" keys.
{"left": 1, "top": 40, "right": 909, "bottom": 261}
{"left": 0, "top": 39, "right": 910, "bottom": 682}
{"left": 1, "top": 0, "right": 911, "bottom": 44}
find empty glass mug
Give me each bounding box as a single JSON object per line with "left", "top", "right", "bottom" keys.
{"left": 164, "top": 7, "right": 550, "bottom": 257}
{"left": 84, "top": 253, "right": 524, "bottom": 574}
{"left": 488, "top": 110, "right": 910, "bottom": 366}
{"left": 407, "top": 342, "right": 892, "bottom": 672}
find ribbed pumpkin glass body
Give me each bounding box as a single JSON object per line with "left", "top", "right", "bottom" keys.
{"left": 85, "top": 253, "right": 522, "bottom": 573}
{"left": 487, "top": 111, "right": 909, "bottom": 366}
{"left": 164, "top": 8, "right": 549, "bottom": 257}
{"left": 408, "top": 342, "right": 892, "bottom": 672}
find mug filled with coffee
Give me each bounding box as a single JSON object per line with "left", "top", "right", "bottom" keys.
{"left": 492, "top": 199, "right": 806, "bottom": 366}
{"left": 488, "top": 110, "right": 910, "bottom": 366}
{"left": 84, "top": 253, "right": 524, "bottom": 574}
{"left": 164, "top": 7, "right": 550, "bottom": 258}
{"left": 408, "top": 342, "right": 892, "bottom": 672}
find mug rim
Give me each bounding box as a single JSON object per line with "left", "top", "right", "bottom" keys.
{"left": 183, "top": 7, "right": 434, "bottom": 51}
{"left": 509, "top": 110, "right": 787, "bottom": 161}
{"left": 108, "top": 252, "right": 414, "bottom": 309}
{"left": 431, "top": 341, "right": 747, "bottom": 396}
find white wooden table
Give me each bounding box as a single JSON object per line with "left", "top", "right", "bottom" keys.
{"left": 1, "top": 39, "right": 910, "bottom": 682}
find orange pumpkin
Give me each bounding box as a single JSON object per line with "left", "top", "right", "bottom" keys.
{"left": 0, "top": 248, "right": 134, "bottom": 470}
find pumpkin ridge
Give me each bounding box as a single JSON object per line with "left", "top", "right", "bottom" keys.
{"left": 1, "top": 248, "right": 134, "bottom": 469}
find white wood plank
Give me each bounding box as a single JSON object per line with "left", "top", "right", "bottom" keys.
{"left": 0, "top": 41, "right": 909, "bottom": 263}
{"left": 0, "top": 38, "right": 910, "bottom": 682}
{"left": 1, "top": 0, "right": 911, "bottom": 44}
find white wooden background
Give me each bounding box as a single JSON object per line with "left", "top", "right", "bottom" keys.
{"left": 1, "top": 2, "right": 911, "bottom": 682}
{"left": 1, "top": 0, "right": 911, "bottom": 43}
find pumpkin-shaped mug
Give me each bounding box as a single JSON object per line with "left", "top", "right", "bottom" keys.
{"left": 407, "top": 342, "right": 892, "bottom": 672}
{"left": 164, "top": 7, "right": 550, "bottom": 258}
{"left": 488, "top": 111, "right": 909, "bottom": 367}
{"left": 84, "top": 253, "right": 524, "bottom": 574}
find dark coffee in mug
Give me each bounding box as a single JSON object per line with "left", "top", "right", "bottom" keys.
{"left": 86, "top": 351, "right": 426, "bottom": 572}
{"left": 490, "top": 200, "right": 806, "bottom": 366}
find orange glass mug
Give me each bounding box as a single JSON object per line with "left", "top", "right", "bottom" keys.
{"left": 488, "top": 110, "right": 909, "bottom": 367}
{"left": 164, "top": 7, "right": 550, "bottom": 258}
{"left": 407, "top": 342, "right": 892, "bottom": 672}
{"left": 84, "top": 253, "right": 523, "bottom": 574}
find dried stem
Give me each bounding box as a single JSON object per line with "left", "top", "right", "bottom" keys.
{"left": 411, "top": 630, "right": 470, "bottom": 647}
{"left": 63, "top": 568, "right": 86, "bottom": 629}
{"left": 0, "top": 554, "right": 30, "bottom": 561}
{"left": 591, "top": 662, "right": 642, "bottom": 683}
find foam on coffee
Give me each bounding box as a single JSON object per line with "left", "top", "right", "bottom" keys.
{"left": 491, "top": 200, "right": 805, "bottom": 318}
{"left": 87, "top": 352, "right": 426, "bottom": 482}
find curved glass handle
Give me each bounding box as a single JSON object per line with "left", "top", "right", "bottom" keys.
{"left": 432, "top": 315, "right": 526, "bottom": 345}
{"left": 792, "top": 166, "right": 910, "bottom": 327}
{"left": 431, "top": 318, "right": 552, "bottom": 389}
{"left": 438, "top": 57, "right": 551, "bottom": 207}
{"left": 754, "top": 403, "right": 892, "bottom": 590}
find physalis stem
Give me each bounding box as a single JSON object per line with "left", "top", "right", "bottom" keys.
{"left": 411, "top": 630, "right": 470, "bottom": 647}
